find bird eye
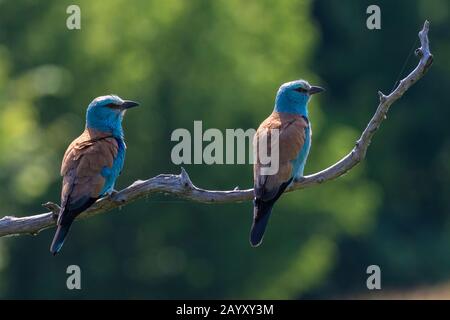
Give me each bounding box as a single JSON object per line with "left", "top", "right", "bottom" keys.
{"left": 295, "top": 87, "right": 308, "bottom": 93}
{"left": 105, "top": 103, "right": 121, "bottom": 109}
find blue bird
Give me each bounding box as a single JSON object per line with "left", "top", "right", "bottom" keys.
{"left": 50, "top": 95, "right": 139, "bottom": 255}
{"left": 251, "top": 80, "right": 324, "bottom": 246}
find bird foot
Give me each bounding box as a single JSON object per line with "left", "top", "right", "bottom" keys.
{"left": 108, "top": 189, "right": 119, "bottom": 197}
{"left": 293, "top": 176, "right": 305, "bottom": 183}
{"left": 107, "top": 189, "right": 126, "bottom": 203}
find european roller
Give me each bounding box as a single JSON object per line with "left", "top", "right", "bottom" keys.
{"left": 251, "top": 80, "right": 324, "bottom": 246}
{"left": 50, "top": 95, "right": 139, "bottom": 255}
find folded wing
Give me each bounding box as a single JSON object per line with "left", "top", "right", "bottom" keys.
{"left": 253, "top": 112, "right": 308, "bottom": 202}
{"left": 59, "top": 129, "right": 118, "bottom": 225}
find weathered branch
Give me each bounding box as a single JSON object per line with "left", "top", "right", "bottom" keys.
{"left": 0, "top": 21, "right": 433, "bottom": 238}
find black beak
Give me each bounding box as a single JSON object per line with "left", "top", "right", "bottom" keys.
{"left": 121, "top": 100, "right": 140, "bottom": 109}
{"left": 308, "top": 86, "right": 325, "bottom": 95}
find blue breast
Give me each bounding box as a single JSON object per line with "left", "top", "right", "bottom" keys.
{"left": 100, "top": 138, "right": 126, "bottom": 196}
{"left": 291, "top": 124, "right": 311, "bottom": 179}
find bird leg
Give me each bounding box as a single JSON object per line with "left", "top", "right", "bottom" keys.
{"left": 293, "top": 176, "right": 306, "bottom": 184}
{"left": 108, "top": 189, "right": 119, "bottom": 197}
{"left": 106, "top": 189, "right": 124, "bottom": 202}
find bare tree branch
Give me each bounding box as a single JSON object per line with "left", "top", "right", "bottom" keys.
{"left": 0, "top": 21, "right": 433, "bottom": 238}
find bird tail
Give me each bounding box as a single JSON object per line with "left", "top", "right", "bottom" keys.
{"left": 250, "top": 178, "right": 293, "bottom": 247}
{"left": 250, "top": 200, "right": 274, "bottom": 247}
{"left": 50, "top": 220, "right": 73, "bottom": 255}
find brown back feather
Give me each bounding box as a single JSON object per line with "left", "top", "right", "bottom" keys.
{"left": 253, "top": 112, "right": 308, "bottom": 201}
{"left": 60, "top": 128, "right": 118, "bottom": 217}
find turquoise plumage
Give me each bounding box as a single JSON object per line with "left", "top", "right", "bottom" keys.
{"left": 251, "top": 80, "right": 324, "bottom": 246}
{"left": 50, "top": 95, "right": 139, "bottom": 255}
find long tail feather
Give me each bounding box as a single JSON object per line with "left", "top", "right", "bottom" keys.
{"left": 50, "top": 222, "right": 72, "bottom": 255}
{"left": 250, "top": 178, "right": 293, "bottom": 247}
{"left": 250, "top": 201, "right": 273, "bottom": 247}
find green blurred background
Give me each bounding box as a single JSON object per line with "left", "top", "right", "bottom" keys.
{"left": 0, "top": 0, "right": 449, "bottom": 299}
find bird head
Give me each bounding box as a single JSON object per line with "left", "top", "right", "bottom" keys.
{"left": 86, "top": 95, "right": 139, "bottom": 137}
{"left": 275, "top": 79, "right": 324, "bottom": 115}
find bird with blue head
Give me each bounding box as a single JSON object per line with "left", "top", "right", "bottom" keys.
{"left": 50, "top": 95, "right": 139, "bottom": 255}
{"left": 251, "top": 79, "right": 324, "bottom": 246}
